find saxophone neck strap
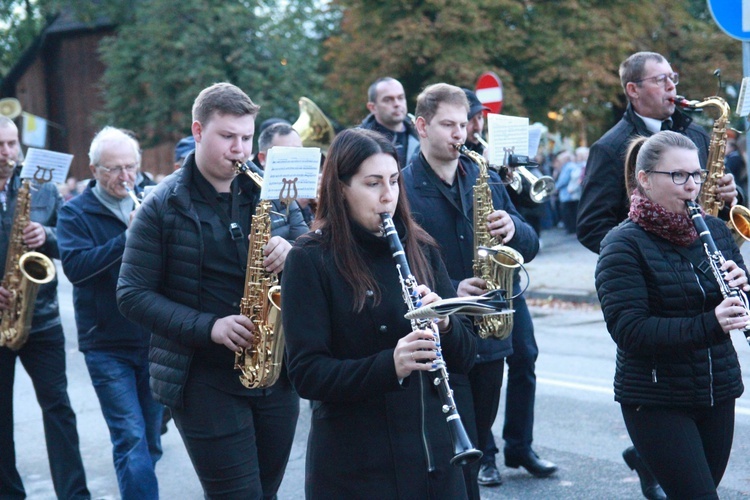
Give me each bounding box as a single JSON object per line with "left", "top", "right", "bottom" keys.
{"left": 193, "top": 175, "right": 248, "bottom": 268}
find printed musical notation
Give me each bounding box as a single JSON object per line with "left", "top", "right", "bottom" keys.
{"left": 21, "top": 148, "right": 74, "bottom": 184}
{"left": 487, "top": 114, "right": 529, "bottom": 166}
{"left": 260, "top": 146, "right": 321, "bottom": 202}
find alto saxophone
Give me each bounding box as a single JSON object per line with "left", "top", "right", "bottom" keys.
{"left": 0, "top": 164, "right": 57, "bottom": 350}
{"left": 673, "top": 96, "right": 750, "bottom": 246}
{"left": 233, "top": 161, "right": 284, "bottom": 389}
{"left": 453, "top": 144, "right": 522, "bottom": 339}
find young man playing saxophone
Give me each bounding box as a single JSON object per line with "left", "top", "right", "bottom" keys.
{"left": 402, "top": 83, "right": 554, "bottom": 498}
{"left": 117, "top": 83, "right": 298, "bottom": 499}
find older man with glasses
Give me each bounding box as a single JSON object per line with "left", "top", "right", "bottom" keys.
{"left": 576, "top": 52, "right": 741, "bottom": 500}
{"left": 57, "top": 126, "right": 163, "bottom": 500}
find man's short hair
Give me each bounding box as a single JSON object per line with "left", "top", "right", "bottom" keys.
{"left": 619, "top": 52, "right": 666, "bottom": 92}
{"left": 415, "top": 83, "right": 469, "bottom": 124}
{"left": 367, "top": 76, "right": 400, "bottom": 103}
{"left": 89, "top": 126, "right": 141, "bottom": 167}
{"left": 258, "top": 123, "right": 298, "bottom": 153}
{"left": 191, "top": 82, "right": 260, "bottom": 125}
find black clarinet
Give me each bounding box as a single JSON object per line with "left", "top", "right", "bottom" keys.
{"left": 380, "top": 212, "right": 482, "bottom": 466}
{"left": 686, "top": 200, "right": 750, "bottom": 345}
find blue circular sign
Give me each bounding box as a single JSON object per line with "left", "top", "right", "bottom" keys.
{"left": 708, "top": 0, "right": 750, "bottom": 41}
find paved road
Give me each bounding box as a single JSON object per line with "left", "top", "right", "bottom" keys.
{"left": 11, "top": 228, "right": 750, "bottom": 498}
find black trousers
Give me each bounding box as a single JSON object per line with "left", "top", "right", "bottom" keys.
{"left": 0, "top": 324, "right": 89, "bottom": 499}
{"left": 621, "top": 400, "right": 736, "bottom": 500}
{"left": 171, "top": 377, "right": 300, "bottom": 500}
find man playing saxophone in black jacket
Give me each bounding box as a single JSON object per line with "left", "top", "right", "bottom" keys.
{"left": 117, "top": 83, "right": 298, "bottom": 499}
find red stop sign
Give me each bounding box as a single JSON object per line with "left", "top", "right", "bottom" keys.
{"left": 475, "top": 72, "right": 503, "bottom": 114}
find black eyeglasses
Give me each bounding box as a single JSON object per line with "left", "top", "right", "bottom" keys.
{"left": 633, "top": 72, "right": 679, "bottom": 87}
{"left": 645, "top": 169, "right": 706, "bottom": 185}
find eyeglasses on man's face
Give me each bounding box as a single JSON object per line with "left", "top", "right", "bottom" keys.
{"left": 97, "top": 163, "right": 138, "bottom": 175}
{"left": 633, "top": 72, "right": 679, "bottom": 88}
{"left": 645, "top": 169, "right": 706, "bottom": 185}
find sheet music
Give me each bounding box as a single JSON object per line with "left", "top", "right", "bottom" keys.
{"left": 260, "top": 146, "right": 321, "bottom": 201}
{"left": 528, "top": 124, "right": 545, "bottom": 158}
{"left": 21, "top": 148, "right": 73, "bottom": 184}
{"left": 736, "top": 76, "right": 750, "bottom": 117}
{"left": 487, "top": 114, "right": 529, "bottom": 165}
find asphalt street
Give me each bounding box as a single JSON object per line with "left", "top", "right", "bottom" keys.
{"left": 10, "top": 227, "right": 750, "bottom": 499}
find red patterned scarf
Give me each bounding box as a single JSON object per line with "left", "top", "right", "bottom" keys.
{"left": 628, "top": 191, "right": 699, "bottom": 247}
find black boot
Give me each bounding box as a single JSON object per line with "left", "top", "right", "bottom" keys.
{"left": 622, "top": 446, "right": 666, "bottom": 500}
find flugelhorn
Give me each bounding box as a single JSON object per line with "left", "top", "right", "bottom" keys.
{"left": 473, "top": 133, "right": 555, "bottom": 203}
{"left": 380, "top": 212, "right": 482, "bottom": 466}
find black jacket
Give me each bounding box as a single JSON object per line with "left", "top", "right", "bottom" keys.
{"left": 595, "top": 217, "right": 744, "bottom": 407}
{"left": 360, "top": 114, "right": 420, "bottom": 168}
{"left": 117, "top": 153, "right": 261, "bottom": 408}
{"left": 577, "top": 104, "right": 711, "bottom": 253}
{"left": 282, "top": 221, "right": 475, "bottom": 499}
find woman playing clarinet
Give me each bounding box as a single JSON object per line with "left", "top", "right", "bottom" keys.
{"left": 595, "top": 130, "right": 746, "bottom": 499}
{"left": 282, "top": 128, "right": 477, "bottom": 499}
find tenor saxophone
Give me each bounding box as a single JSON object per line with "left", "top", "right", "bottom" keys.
{"left": 453, "top": 144, "right": 522, "bottom": 339}
{"left": 233, "top": 161, "right": 284, "bottom": 389}
{"left": 0, "top": 165, "right": 57, "bottom": 351}
{"left": 673, "top": 96, "right": 750, "bottom": 246}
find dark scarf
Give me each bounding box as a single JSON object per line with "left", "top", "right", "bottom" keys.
{"left": 628, "top": 191, "right": 699, "bottom": 247}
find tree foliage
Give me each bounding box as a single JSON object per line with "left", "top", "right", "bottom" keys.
{"left": 324, "top": 0, "right": 742, "bottom": 143}
{"left": 94, "top": 0, "right": 340, "bottom": 146}
{"left": 0, "top": 0, "right": 48, "bottom": 78}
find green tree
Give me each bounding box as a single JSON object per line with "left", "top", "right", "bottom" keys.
{"left": 0, "top": 0, "right": 47, "bottom": 79}
{"left": 96, "top": 0, "right": 340, "bottom": 146}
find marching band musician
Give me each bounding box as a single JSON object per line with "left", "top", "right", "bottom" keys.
{"left": 58, "top": 127, "right": 163, "bottom": 499}
{"left": 595, "top": 131, "right": 745, "bottom": 499}
{"left": 117, "top": 83, "right": 298, "bottom": 499}
{"left": 282, "top": 128, "right": 476, "bottom": 498}
{"left": 577, "top": 50, "right": 741, "bottom": 500}
{"left": 402, "top": 83, "right": 555, "bottom": 496}
{"left": 360, "top": 76, "right": 420, "bottom": 168}
{"left": 0, "top": 116, "right": 90, "bottom": 498}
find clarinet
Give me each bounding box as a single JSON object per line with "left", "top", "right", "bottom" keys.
{"left": 380, "top": 212, "right": 482, "bottom": 466}
{"left": 686, "top": 200, "right": 750, "bottom": 345}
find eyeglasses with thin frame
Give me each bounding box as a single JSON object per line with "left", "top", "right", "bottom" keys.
{"left": 96, "top": 163, "right": 138, "bottom": 175}
{"left": 633, "top": 72, "right": 679, "bottom": 87}
{"left": 645, "top": 169, "right": 706, "bottom": 185}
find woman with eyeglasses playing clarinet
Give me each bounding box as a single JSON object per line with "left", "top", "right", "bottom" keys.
{"left": 282, "top": 128, "right": 477, "bottom": 499}
{"left": 595, "top": 130, "right": 746, "bottom": 499}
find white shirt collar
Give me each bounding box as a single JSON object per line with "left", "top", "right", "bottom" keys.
{"left": 634, "top": 111, "right": 664, "bottom": 135}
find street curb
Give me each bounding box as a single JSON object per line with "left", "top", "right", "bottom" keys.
{"left": 526, "top": 289, "right": 600, "bottom": 305}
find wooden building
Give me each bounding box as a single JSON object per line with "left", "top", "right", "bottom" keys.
{"left": 1, "top": 12, "right": 174, "bottom": 183}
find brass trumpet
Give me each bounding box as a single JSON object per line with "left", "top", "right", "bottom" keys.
{"left": 472, "top": 133, "right": 555, "bottom": 203}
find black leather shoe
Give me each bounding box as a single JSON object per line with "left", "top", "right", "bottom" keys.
{"left": 477, "top": 462, "right": 503, "bottom": 486}
{"left": 622, "top": 446, "right": 667, "bottom": 500}
{"left": 505, "top": 450, "right": 558, "bottom": 478}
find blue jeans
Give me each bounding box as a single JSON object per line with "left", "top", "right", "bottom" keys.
{"left": 84, "top": 348, "right": 163, "bottom": 500}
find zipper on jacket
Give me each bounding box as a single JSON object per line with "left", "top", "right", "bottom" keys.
{"left": 708, "top": 348, "right": 715, "bottom": 406}
{"left": 651, "top": 366, "right": 657, "bottom": 383}
{"left": 418, "top": 373, "right": 435, "bottom": 472}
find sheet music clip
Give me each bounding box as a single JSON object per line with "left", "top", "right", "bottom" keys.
{"left": 404, "top": 289, "right": 512, "bottom": 320}
{"left": 229, "top": 222, "right": 244, "bottom": 241}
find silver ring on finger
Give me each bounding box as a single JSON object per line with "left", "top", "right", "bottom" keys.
{"left": 410, "top": 351, "right": 415, "bottom": 362}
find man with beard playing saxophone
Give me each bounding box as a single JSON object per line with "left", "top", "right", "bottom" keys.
{"left": 117, "top": 83, "right": 298, "bottom": 499}
{"left": 0, "top": 116, "right": 90, "bottom": 498}
{"left": 403, "top": 83, "right": 555, "bottom": 498}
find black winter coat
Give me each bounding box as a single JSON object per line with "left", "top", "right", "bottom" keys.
{"left": 282, "top": 221, "right": 476, "bottom": 499}
{"left": 595, "top": 217, "right": 744, "bottom": 407}
{"left": 117, "top": 153, "right": 261, "bottom": 408}
{"left": 577, "top": 104, "right": 710, "bottom": 253}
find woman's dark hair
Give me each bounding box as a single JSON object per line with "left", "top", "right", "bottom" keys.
{"left": 312, "top": 128, "right": 437, "bottom": 311}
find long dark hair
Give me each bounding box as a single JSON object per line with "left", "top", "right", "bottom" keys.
{"left": 313, "top": 128, "right": 437, "bottom": 311}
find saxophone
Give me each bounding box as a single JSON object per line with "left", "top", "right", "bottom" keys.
{"left": 453, "top": 144, "right": 523, "bottom": 339}
{"left": 674, "top": 96, "right": 750, "bottom": 246}
{"left": 0, "top": 165, "right": 57, "bottom": 351}
{"left": 233, "top": 161, "right": 284, "bottom": 389}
